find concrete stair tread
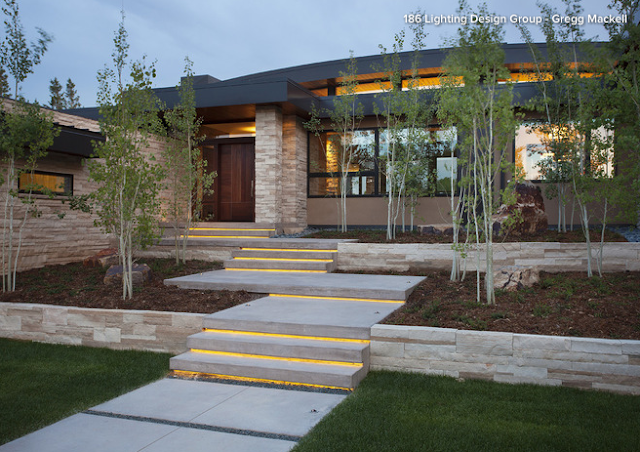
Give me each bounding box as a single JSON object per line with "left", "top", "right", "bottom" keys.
{"left": 170, "top": 350, "right": 366, "bottom": 389}
{"left": 202, "top": 296, "right": 402, "bottom": 340}
{"left": 187, "top": 330, "right": 369, "bottom": 362}
{"left": 164, "top": 270, "right": 425, "bottom": 300}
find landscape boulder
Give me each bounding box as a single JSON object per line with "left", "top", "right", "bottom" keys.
{"left": 493, "top": 265, "right": 540, "bottom": 292}
{"left": 104, "top": 263, "right": 152, "bottom": 286}
{"left": 418, "top": 223, "right": 454, "bottom": 235}
{"left": 492, "top": 181, "right": 548, "bottom": 236}
{"left": 83, "top": 248, "right": 118, "bottom": 268}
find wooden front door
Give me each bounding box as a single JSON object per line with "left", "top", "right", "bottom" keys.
{"left": 202, "top": 139, "right": 255, "bottom": 222}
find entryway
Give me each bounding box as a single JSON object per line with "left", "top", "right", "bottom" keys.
{"left": 201, "top": 138, "right": 255, "bottom": 222}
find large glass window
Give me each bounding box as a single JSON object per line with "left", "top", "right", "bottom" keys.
{"left": 308, "top": 126, "right": 457, "bottom": 197}
{"left": 515, "top": 124, "right": 614, "bottom": 181}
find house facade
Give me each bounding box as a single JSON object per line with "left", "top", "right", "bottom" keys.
{"left": 147, "top": 42, "right": 602, "bottom": 233}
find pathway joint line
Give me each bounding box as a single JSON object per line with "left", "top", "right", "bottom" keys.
{"left": 226, "top": 268, "right": 327, "bottom": 273}
{"left": 83, "top": 410, "right": 301, "bottom": 442}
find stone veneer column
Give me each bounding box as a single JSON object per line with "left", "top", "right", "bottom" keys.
{"left": 281, "top": 115, "right": 308, "bottom": 232}
{"left": 254, "top": 106, "right": 283, "bottom": 225}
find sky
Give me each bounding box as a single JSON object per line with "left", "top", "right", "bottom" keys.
{"left": 11, "top": 0, "right": 615, "bottom": 107}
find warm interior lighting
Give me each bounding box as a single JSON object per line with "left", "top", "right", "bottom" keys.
{"left": 190, "top": 349, "right": 363, "bottom": 367}
{"left": 226, "top": 268, "right": 327, "bottom": 273}
{"left": 269, "top": 293, "right": 404, "bottom": 304}
{"left": 172, "top": 370, "right": 353, "bottom": 392}
{"left": 201, "top": 328, "right": 370, "bottom": 344}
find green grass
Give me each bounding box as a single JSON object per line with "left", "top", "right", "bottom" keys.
{"left": 0, "top": 339, "right": 171, "bottom": 445}
{"left": 293, "top": 371, "right": 640, "bottom": 452}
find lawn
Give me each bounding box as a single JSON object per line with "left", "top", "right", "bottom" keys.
{"left": 292, "top": 371, "right": 640, "bottom": 452}
{"left": 0, "top": 339, "right": 171, "bottom": 445}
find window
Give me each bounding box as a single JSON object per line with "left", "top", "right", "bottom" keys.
{"left": 18, "top": 171, "right": 73, "bottom": 195}
{"left": 515, "top": 124, "right": 614, "bottom": 181}
{"left": 308, "top": 126, "right": 458, "bottom": 197}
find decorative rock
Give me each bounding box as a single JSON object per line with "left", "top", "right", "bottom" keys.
{"left": 418, "top": 224, "right": 454, "bottom": 235}
{"left": 84, "top": 248, "right": 118, "bottom": 268}
{"left": 493, "top": 265, "right": 540, "bottom": 291}
{"left": 104, "top": 264, "right": 152, "bottom": 286}
{"left": 492, "top": 182, "right": 548, "bottom": 236}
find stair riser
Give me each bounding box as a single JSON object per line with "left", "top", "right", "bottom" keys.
{"left": 189, "top": 230, "right": 274, "bottom": 238}
{"left": 170, "top": 356, "right": 368, "bottom": 389}
{"left": 186, "top": 336, "right": 370, "bottom": 364}
{"left": 224, "top": 260, "right": 333, "bottom": 271}
{"left": 232, "top": 251, "right": 336, "bottom": 260}
{"left": 203, "top": 318, "right": 372, "bottom": 340}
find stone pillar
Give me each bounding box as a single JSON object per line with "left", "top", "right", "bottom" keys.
{"left": 254, "top": 106, "right": 283, "bottom": 226}
{"left": 281, "top": 115, "right": 308, "bottom": 233}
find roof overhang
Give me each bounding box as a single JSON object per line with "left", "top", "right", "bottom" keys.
{"left": 49, "top": 124, "right": 104, "bottom": 157}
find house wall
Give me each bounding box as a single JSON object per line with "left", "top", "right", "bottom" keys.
{"left": 254, "top": 106, "right": 283, "bottom": 226}
{"left": 370, "top": 324, "right": 640, "bottom": 395}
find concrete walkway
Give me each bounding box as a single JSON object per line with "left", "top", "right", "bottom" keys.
{"left": 0, "top": 378, "right": 346, "bottom": 452}
{"left": 2, "top": 260, "right": 426, "bottom": 451}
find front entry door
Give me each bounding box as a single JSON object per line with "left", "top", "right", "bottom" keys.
{"left": 202, "top": 139, "right": 255, "bottom": 222}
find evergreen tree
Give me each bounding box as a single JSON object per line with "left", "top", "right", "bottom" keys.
{"left": 48, "top": 76, "right": 63, "bottom": 109}
{"left": 64, "top": 77, "right": 80, "bottom": 108}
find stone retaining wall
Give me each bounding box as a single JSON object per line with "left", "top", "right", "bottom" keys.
{"left": 337, "top": 242, "right": 640, "bottom": 273}
{"left": 0, "top": 302, "right": 204, "bottom": 354}
{"left": 370, "top": 324, "right": 640, "bottom": 395}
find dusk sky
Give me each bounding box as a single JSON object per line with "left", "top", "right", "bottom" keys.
{"left": 13, "top": 0, "right": 615, "bottom": 107}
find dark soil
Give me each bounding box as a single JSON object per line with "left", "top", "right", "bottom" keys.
{"left": 0, "top": 259, "right": 263, "bottom": 314}
{"left": 383, "top": 270, "right": 640, "bottom": 340}
{"left": 303, "top": 228, "right": 628, "bottom": 244}
{"left": 1, "top": 258, "right": 638, "bottom": 341}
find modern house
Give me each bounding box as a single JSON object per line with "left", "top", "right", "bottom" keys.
{"left": 2, "top": 41, "right": 614, "bottom": 270}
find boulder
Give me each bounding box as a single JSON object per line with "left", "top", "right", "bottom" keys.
{"left": 493, "top": 265, "right": 540, "bottom": 292}
{"left": 83, "top": 248, "right": 118, "bottom": 268}
{"left": 104, "top": 263, "right": 152, "bottom": 286}
{"left": 418, "top": 224, "right": 454, "bottom": 235}
{"left": 492, "top": 182, "right": 548, "bottom": 236}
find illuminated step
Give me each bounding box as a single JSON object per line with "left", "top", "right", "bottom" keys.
{"left": 224, "top": 258, "right": 335, "bottom": 272}
{"left": 170, "top": 350, "right": 368, "bottom": 389}
{"left": 187, "top": 330, "right": 370, "bottom": 364}
{"left": 187, "top": 229, "right": 274, "bottom": 238}
{"left": 232, "top": 250, "right": 336, "bottom": 260}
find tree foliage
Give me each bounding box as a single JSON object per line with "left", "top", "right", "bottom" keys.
{"left": 0, "top": 0, "right": 57, "bottom": 291}
{"left": 88, "top": 13, "right": 165, "bottom": 299}
{"left": 438, "top": 0, "right": 519, "bottom": 304}
{"left": 162, "top": 57, "right": 215, "bottom": 264}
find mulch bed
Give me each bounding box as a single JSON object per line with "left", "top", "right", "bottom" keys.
{"left": 1, "top": 257, "right": 638, "bottom": 341}
{"left": 0, "top": 259, "right": 263, "bottom": 314}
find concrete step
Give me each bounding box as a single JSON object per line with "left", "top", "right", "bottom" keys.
{"left": 170, "top": 350, "right": 368, "bottom": 389}
{"left": 201, "top": 296, "right": 403, "bottom": 340}
{"left": 189, "top": 228, "right": 275, "bottom": 238}
{"left": 187, "top": 330, "right": 370, "bottom": 364}
{"left": 223, "top": 259, "right": 335, "bottom": 272}
{"left": 232, "top": 250, "right": 336, "bottom": 260}
{"left": 165, "top": 270, "right": 425, "bottom": 301}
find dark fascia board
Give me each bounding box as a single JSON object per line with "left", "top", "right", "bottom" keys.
{"left": 315, "top": 82, "right": 544, "bottom": 119}
{"left": 220, "top": 42, "right": 603, "bottom": 86}
{"left": 63, "top": 107, "right": 101, "bottom": 121}
{"left": 154, "top": 78, "right": 318, "bottom": 111}
{"left": 50, "top": 125, "right": 104, "bottom": 157}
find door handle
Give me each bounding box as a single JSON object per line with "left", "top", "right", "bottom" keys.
{"left": 251, "top": 179, "right": 254, "bottom": 198}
